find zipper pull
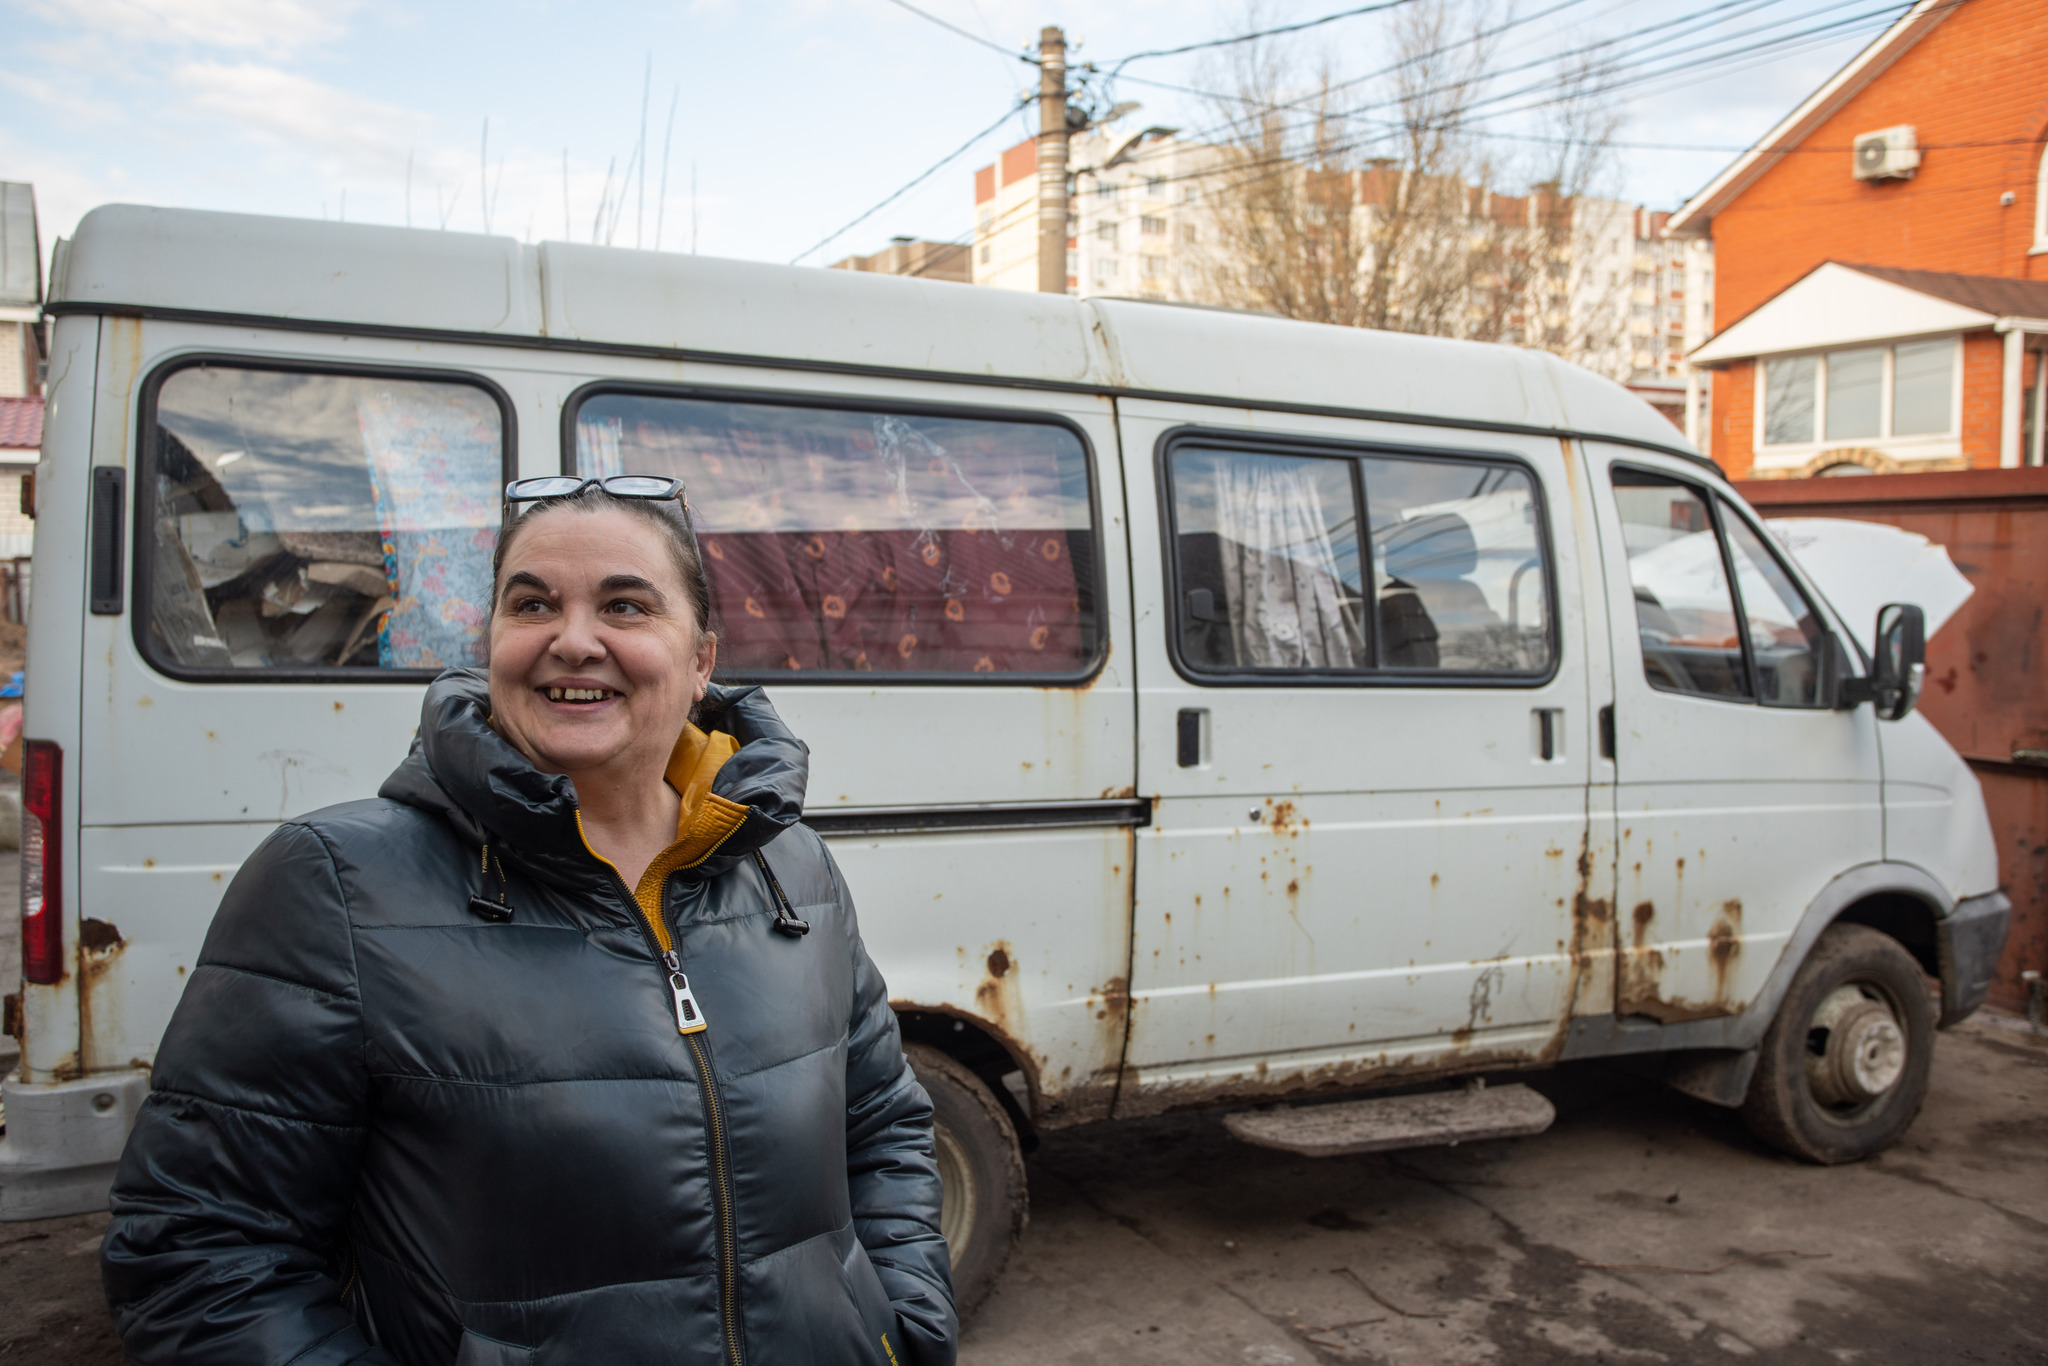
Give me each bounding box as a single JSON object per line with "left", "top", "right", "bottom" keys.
{"left": 664, "top": 950, "right": 709, "bottom": 1034}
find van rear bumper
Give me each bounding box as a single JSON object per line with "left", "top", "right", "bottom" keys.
{"left": 1938, "top": 891, "right": 2011, "bottom": 1027}
{"left": 0, "top": 1069, "right": 150, "bottom": 1221}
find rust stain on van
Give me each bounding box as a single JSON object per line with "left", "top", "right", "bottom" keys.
{"left": 1114, "top": 1040, "right": 1552, "bottom": 1120}
{"left": 1617, "top": 901, "right": 1665, "bottom": 1017}
{"left": 1262, "top": 800, "right": 1302, "bottom": 836}
{"left": 1549, "top": 832, "right": 1615, "bottom": 1038}
{"left": 1707, "top": 899, "right": 1743, "bottom": 1004}
{"left": 1090, "top": 974, "right": 1129, "bottom": 1024}
{"left": 79, "top": 919, "right": 124, "bottom": 953}
{"left": 974, "top": 940, "right": 1021, "bottom": 1032}
{"left": 1617, "top": 897, "right": 1746, "bottom": 1024}
{"left": 78, "top": 919, "right": 128, "bottom": 1073}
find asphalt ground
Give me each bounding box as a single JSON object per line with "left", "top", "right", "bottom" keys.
{"left": 1, "top": 1012, "right": 2042, "bottom": 1363}
{"left": 965, "top": 1016, "right": 2048, "bottom": 1366}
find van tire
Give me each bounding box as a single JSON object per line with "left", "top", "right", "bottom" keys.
{"left": 904, "top": 1043, "right": 1027, "bottom": 1317}
{"left": 1741, "top": 923, "right": 1934, "bottom": 1164}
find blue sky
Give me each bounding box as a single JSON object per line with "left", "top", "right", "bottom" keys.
{"left": 0, "top": 0, "right": 1896, "bottom": 275}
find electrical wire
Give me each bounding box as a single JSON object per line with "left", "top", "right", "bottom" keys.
{"left": 1101, "top": 0, "right": 1422, "bottom": 72}
{"left": 1099, "top": 0, "right": 1910, "bottom": 184}
{"left": 791, "top": 98, "right": 1031, "bottom": 265}
{"left": 878, "top": 0, "right": 1037, "bottom": 63}
{"left": 1160, "top": 0, "right": 1883, "bottom": 149}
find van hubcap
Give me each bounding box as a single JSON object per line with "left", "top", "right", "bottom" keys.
{"left": 1805, "top": 985, "right": 1907, "bottom": 1107}
{"left": 933, "top": 1119, "right": 977, "bottom": 1263}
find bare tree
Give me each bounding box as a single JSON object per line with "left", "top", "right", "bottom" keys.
{"left": 1194, "top": 40, "right": 1375, "bottom": 327}
{"left": 1184, "top": 0, "right": 1627, "bottom": 373}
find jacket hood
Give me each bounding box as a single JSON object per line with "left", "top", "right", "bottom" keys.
{"left": 381, "top": 669, "right": 810, "bottom": 890}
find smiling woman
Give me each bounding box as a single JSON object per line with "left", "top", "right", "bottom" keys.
{"left": 101, "top": 481, "right": 958, "bottom": 1364}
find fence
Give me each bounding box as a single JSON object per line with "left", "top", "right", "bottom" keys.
{"left": 1739, "top": 467, "right": 2048, "bottom": 1014}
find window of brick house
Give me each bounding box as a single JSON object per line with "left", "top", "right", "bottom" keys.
{"left": 1760, "top": 339, "right": 1956, "bottom": 449}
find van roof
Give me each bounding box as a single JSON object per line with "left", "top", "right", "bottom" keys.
{"left": 51, "top": 204, "right": 1706, "bottom": 467}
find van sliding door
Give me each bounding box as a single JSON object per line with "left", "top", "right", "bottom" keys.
{"left": 1118, "top": 403, "right": 1604, "bottom": 1113}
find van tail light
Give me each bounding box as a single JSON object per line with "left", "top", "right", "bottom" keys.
{"left": 21, "top": 739, "right": 62, "bottom": 985}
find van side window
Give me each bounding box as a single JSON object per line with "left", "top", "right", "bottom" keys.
{"left": 572, "top": 393, "right": 1099, "bottom": 678}
{"left": 1720, "top": 504, "right": 1828, "bottom": 708}
{"left": 145, "top": 365, "right": 504, "bottom": 674}
{"left": 1610, "top": 469, "right": 1751, "bottom": 700}
{"left": 1169, "top": 448, "right": 1366, "bottom": 671}
{"left": 1165, "top": 442, "right": 1551, "bottom": 678}
{"left": 1361, "top": 455, "right": 1551, "bottom": 674}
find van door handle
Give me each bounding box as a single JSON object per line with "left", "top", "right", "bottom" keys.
{"left": 1532, "top": 708, "right": 1564, "bottom": 762}
{"left": 90, "top": 467, "right": 125, "bottom": 616}
{"left": 1177, "top": 708, "right": 1206, "bottom": 767}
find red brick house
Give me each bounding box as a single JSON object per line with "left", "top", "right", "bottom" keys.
{"left": 1667, "top": 0, "right": 2048, "bottom": 478}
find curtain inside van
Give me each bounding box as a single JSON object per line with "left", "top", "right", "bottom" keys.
{"left": 1210, "top": 456, "right": 1365, "bottom": 669}
{"left": 573, "top": 397, "right": 1099, "bottom": 677}
{"left": 358, "top": 387, "right": 499, "bottom": 669}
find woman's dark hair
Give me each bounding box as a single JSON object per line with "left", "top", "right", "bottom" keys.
{"left": 490, "top": 487, "right": 717, "bottom": 639}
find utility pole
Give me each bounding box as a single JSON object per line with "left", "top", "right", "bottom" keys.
{"left": 1036, "top": 25, "right": 1070, "bottom": 295}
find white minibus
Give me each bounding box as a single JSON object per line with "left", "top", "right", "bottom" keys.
{"left": 0, "top": 206, "right": 2009, "bottom": 1311}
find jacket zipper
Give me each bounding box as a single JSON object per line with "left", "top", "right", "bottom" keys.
{"left": 594, "top": 860, "right": 746, "bottom": 1366}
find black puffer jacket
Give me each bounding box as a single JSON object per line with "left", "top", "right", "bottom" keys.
{"left": 103, "top": 672, "right": 955, "bottom": 1365}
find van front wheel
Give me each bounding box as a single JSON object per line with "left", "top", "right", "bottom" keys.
{"left": 904, "top": 1043, "right": 1028, "bottom": 1316}
{"left": 1741, "top": 923, "right": 1934, "bottom": 1164}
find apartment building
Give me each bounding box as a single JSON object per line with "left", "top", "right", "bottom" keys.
{"left": 972, "top": 124, "right": 1228, "bottom": 299}
{"left": 829, "top": 236, "right": 971, "bottom": 284}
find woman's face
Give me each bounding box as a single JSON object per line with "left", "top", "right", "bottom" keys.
{"left": 487, "top": 505, "right": 715, "bottom": 781}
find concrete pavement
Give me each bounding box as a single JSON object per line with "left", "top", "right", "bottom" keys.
{"left": 964, "top": 1017, "right": 2048, "bottom": 1365}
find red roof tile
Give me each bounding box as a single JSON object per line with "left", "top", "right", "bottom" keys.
{"left": 0, "top": 397, "right": 41, "bottom": 450}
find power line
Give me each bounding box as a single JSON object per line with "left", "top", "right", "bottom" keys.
{"left": 1102, "top": 0, "right": 1422, "bottom": 71}
{"left": 1127, "top": 0, "right": 1843, "bottom": 147}
{"left": 1106, "top": 0, "right": 1902, "bottom": 178}
{"left": 1100, "top": 0, "right": 1777, "bottom": 172}
{"left": 878, "top": 0, "right": 1037, "bottom": 64}
{"left": 791, "top": 98, "right": 1031, "bottom": 265}
{"left": 1450, "top": 0, "right": 1922, "bottom": 131}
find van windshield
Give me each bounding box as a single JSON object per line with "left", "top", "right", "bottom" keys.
{"left": 144, "top": 364, "right": 504, "bottom": 674}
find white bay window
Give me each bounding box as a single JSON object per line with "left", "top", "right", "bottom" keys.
{"left": 1759, "top": 336, "right": 1957, "bottom": 454}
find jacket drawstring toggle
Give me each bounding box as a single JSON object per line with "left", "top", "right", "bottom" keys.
{"left": 755, "top": 850, "right": 810, "bottom": 937}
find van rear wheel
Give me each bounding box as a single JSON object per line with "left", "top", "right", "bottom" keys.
{"left": 1741, "top": 923, "right": 1934, "bottom": 1164}
{"left": 904, "top": 1044, "right": 1027, "bottom": 1316}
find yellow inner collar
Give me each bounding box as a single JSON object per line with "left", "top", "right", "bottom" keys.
{"left": 575, "top": 722, "right": 749, "bottom": 953}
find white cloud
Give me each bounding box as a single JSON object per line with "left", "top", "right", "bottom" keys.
{"left": 18, "top": 0, "right": 359, "bottom": 56}
{"left": 173, "top": 60, "right": 429, "bottom": 181}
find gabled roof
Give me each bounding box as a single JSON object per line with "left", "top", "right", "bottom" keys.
{"left": 1689, "top": 261, "right": 2042, "bottom": 364}
{"left": 0, "top": 396, "right": 42, "bottom": 451}
{"left": 1844, "top": 264, "right": 2048, "bottom": 317}
{"left": 1665, "top": 0, "right": 1959, "bottom": 238}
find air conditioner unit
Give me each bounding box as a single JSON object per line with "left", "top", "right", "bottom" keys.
{"left": 1853, "top": 126, "right": 1920, "bottom": 181}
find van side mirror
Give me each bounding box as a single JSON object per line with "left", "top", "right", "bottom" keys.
{"left": 1842, "top": 603, "right": 1926, "bottom": 720}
